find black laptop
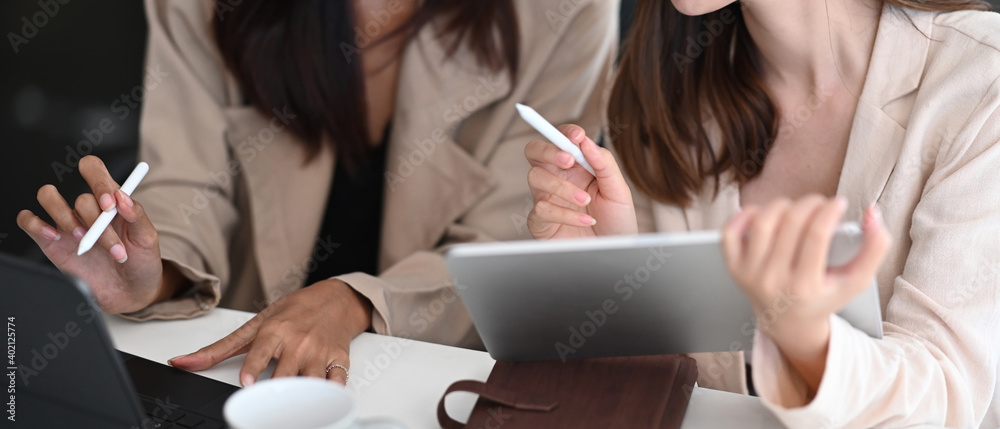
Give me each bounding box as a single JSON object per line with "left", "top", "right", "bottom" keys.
{"left": 1, "top": 253, "right": 238, "bottom": 428}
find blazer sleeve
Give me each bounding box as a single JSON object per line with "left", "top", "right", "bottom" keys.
{"left": 120, "top": 0, "right": 240, "bottom": 320}
{"left": 752, "top": 79, "right": 1000, "bottom": 428}
{"left": 336, "top": 0, "right": 620, "bottom": 348}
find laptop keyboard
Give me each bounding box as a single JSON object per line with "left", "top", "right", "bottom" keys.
{"left": 140, "top": 396, "right": 226, "bottom": 429}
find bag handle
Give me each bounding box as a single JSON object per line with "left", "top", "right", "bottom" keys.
{"left": 436, "top": 380, "right": 559, "bottom": 429}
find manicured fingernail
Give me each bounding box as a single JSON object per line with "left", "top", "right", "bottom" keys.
{"left": 557, "top": 152, "right": 573, "bottom": 166}
{"left": 118, "top": 189, "right": 134, "bottom": 207}
{"left": 580, "top": 214, "right": 596, "bottom": 226}
{"left": 167, "top": 354, "right": 188, "bottom": 366}
{"left": 110, "top": 244, "right": 127, "bottom": 263}
{"left": 571, "top": 129, "right": 584, "bottom": 140}
{"left": 42, "top": 226, "right": 61, "bottom": 241}
{"left": 575, "top": 190, "right": 591, "bottom": 205}
{"left": 99, "top": 193, "right": 115, "bottom": 212}
{"left": 73, "top": 227, "right": 86, "bottom": 241}
{"left": 241, "top": 374, "right": 255, "bottom": 387}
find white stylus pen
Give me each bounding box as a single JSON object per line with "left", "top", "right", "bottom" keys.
{"left": 76, "top": 162, "right": 150, "bottom": 256}
{"left": 515, "top": 103, "right": 596, "bottom": 177}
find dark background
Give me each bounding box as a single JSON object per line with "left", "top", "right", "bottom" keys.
{"left": 0, "top": 2, "right": 148, "bottom": 262}
{"left": 0, "top": 0, "right": 996, "bottom": 263}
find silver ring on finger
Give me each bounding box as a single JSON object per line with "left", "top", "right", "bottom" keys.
{"left": 325, "top": 363, "right": 349, "bottom": 382}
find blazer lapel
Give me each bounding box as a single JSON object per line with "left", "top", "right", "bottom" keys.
{"left": 836, "top": 101, "right": 907, "bottom": 222}
{"left": 836, "top": 4, "right": 931, "bottom": 221}
{"left": 675, "top": 5, "right": 932, "bottom": 228}
{"left": 224, "top": 106, "right": 335, "bottom": 297}
{"left": 379, "top": 23, "right": 511, "bottom": 268}
{"left": 223, "top": 21, "right": 514, "bottom": 290}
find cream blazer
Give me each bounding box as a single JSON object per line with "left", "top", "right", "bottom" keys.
{"left": 125, "top": 0, "right": 619, "bottom": 351}
{"left": 636, "top": 5, "right": 1000, "bottom": 428}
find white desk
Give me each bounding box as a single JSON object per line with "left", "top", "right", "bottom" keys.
{"left": 105, "top": 308, "right": 782, "bottom": 428}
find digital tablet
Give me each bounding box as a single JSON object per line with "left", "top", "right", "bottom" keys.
{"left": 444, "top": 223, "right": 883, "bottom": 361}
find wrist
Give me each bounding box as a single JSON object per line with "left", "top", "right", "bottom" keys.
{"left": 763, "top": 316, "right": 831, "bottom": 397}
{"left": 322, "top": 279, "right": 373, "bottom": 335}
{"left": 764, "top": 316, "right": 830, "bottom": 357}
{"left": 153, "top": 260, "right": 188, "bottom": 304}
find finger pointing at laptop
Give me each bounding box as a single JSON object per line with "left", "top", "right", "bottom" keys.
{"left": 167, "top": 278, "right": 370, "bottom": 386}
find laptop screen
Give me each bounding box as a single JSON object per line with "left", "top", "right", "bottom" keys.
{"left": 2, "top": 254, "right": 143, "bottom": 428}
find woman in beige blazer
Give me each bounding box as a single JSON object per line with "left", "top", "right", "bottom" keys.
{"left": 17, "top": 0, "right": 618, "bottom": 385}
{"left": 527, "top": 0, "right": 1000, "bottom": 427}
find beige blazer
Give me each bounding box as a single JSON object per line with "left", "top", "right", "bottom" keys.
{"left": 636, "top": 5, "right": 1000, "bottom": 428}
{"left": 126, "top": 0, "right": 619, "bottom": 351}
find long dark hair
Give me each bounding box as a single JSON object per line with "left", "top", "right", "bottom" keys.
{"left": 214, "top": 0, "right": 519, "bottom": 171}
{"left": 610, "top": 0, "right": 992, "bottom": 207}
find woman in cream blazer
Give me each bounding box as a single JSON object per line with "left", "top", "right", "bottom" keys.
{"left": 17, "top": 0, "right": 618, "bottom": 384}
{"left": 527, "top": 1, "right": 1000, "bottom": 428}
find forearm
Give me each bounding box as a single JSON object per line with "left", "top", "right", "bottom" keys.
{"left": 766, "top": 319, "right": 831, "bottom": 402}
{"left": 753, "top": 315, "right": 986, "bottom": 428}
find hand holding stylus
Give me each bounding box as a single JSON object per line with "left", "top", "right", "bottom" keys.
{"left": 77, "top": 162, "right": 148, "bottom": 255}
{"left": 17, "top": 156, "right": 170, "bottom": 314}
{"left": 516, "top": 104, "right": 596, "bottom": 176}
{"left": 523, "top": 122, "right": 638, "bottom": 240}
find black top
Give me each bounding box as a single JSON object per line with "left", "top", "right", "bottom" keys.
{"left": 304, "top": 129, "right": 389, "bottom": 286}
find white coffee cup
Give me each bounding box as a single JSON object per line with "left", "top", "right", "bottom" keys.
{"left": 224, "top": 377, "right": 406, "bottom": 429}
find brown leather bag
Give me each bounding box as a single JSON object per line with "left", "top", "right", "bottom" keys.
{"left": 437, "top": 355, "right": 699, "bottom": 429}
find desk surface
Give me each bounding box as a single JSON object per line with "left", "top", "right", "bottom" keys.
{"left": 105, "top": 308, "right": 782, "bottom": 428}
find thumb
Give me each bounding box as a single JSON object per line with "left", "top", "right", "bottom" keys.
{"left": 115, "top": 191, "right": 158, "bottom": 251}
{"left": 830, "top": 205, "right": 891, "bottom": 291}
{"left": 580, "top": 137, "right": 633, "bottom": 205}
